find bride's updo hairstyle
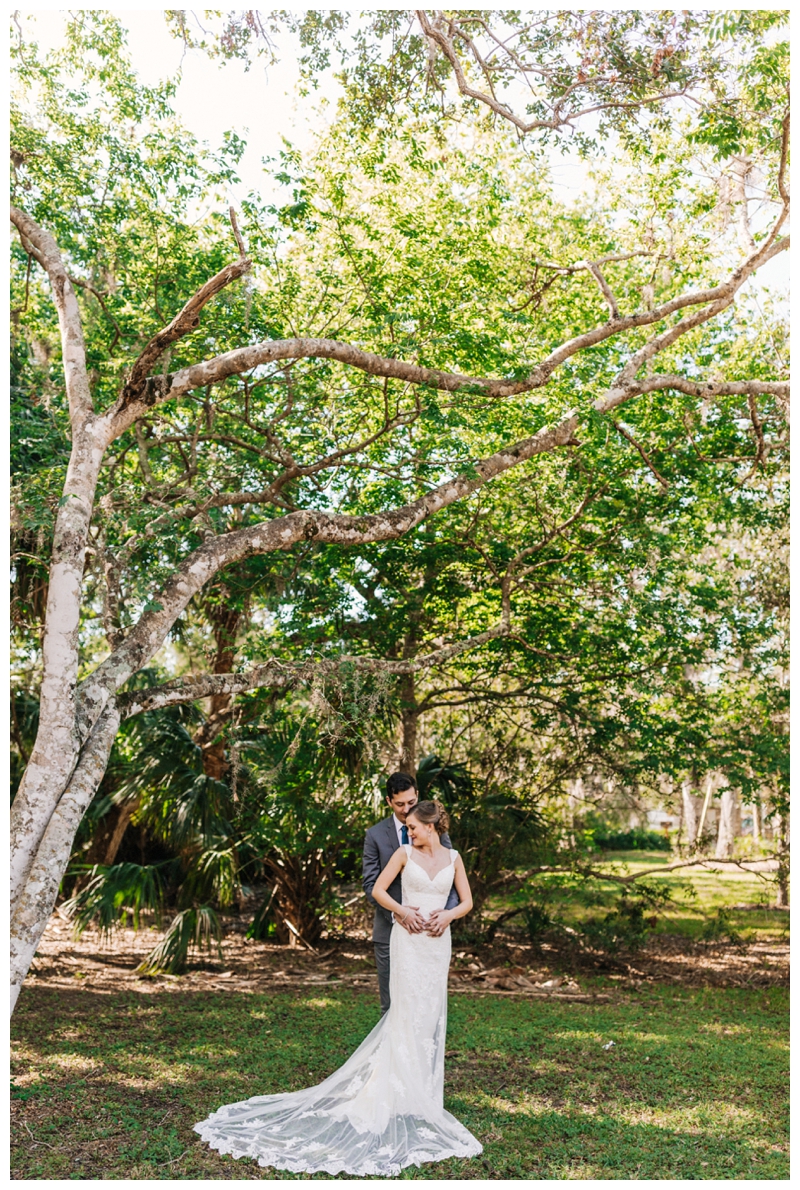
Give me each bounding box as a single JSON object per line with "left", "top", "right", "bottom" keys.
{"left": 406, "top": 799, "right": 450, "bottom": 836}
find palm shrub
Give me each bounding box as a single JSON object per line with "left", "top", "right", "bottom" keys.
{"left": 235, "top": 705, "right": 377, "bottom": 946}
{"left": 61, "top": 860, "right": 172, "bottom": 936}
{"left": 136, "top": 906, "right": 224, "bottom": 975}
{"left": 60, "top": 701, "right": 243, "bottom": 971}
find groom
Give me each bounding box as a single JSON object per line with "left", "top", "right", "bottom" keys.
{"left": 362, "top": 771, "right": 459, "bottom": 1015}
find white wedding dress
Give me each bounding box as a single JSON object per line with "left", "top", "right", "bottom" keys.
{"left": 194, "top": 845, "right": 483, "bottom": 1176}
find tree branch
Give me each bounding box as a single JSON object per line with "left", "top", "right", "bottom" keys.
{"left": 10, "top": 205, "right": 94, "bottom": 423}
{"left": 113, "top": 253, "right": 252, "bottom": 415}
{"left": 416, "top": 10, "right": 688, "bottom": 135}
{"left": 77, "top": 358, "right": 789, "bottom": 736}
{"left": 778, "top": 108, "right": 790, "bottom": 203}
{"left": 71, "top": 220, "right": 790, "bottom": 734}
{"left": 123, "top": 229, "right": 788, "bottom": 424}
{"left": 581, "top": 260, "right": 620, "bottom": 320}
{"left": 612, "top": 421, "right": 669, "bottom": 489}
{"left": 76, "top": 415, "right": 578, "bottom": 730}
{"left": 119, "top": 620, "right": 511, "bottom": 717}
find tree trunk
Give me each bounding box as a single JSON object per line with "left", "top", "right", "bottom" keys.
{"left": 11, "top": 703, "right": 120, "bottom": 1014}
{"left": 774, "top": 813, "right": 789, "bottom": 907}
{"left": 9, "top": 420, "right": 110, "bottom": 914}
{"left": 742, "top": 798, "right": 760, "bottom": 845}
{"left": 716, "top": 786, "right": 740, "bottom": 859}
{"left": 567, "top": 777, "right": 582, "bottom": 849}
{"left": 9, "top": 209, "right": 114, "bottom": 920}
{"left": 696, "top": 772, "right": 717, "bottom": 845}
{"left": 82, "top": 797, "right": 140, "bottom": 867}
{"left": 399, "top": 678, "right": 418, "bottom": 776}
{"left": 682, "top": 778, "right": 698, "bottom": 846}
{"left": 194, "top": 603, "right": 242, "bottom": 779}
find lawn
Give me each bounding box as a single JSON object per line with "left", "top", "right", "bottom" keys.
{"left": 11, "top": 981, "right": 788, "bottom": 1180}
{"left": 600, "top": 852, "right": 788, "bottom": 943}
{"left": 490, "top": 851, "right": 789, "bottom": 948}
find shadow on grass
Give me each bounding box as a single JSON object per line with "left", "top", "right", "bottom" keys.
{"left": 12, "top": 984, "right": 788, "bottom": 1180}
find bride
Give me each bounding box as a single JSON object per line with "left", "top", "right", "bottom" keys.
{"left": 193, "top": 799, "right": 483, "bottom": 1176}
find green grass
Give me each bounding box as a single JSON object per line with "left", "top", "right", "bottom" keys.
{"left": 12, "top": 982, "right": 788, "bottom": 1179}
{"left": 598, "top": 851, "right": 788, "bottom": 943}
{"left": 489, "top": 851, "right": 789, "bottom": 946}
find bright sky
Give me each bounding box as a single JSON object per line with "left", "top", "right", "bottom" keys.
{"left": 19, "top": 7, "right": 337, "bottom": 207}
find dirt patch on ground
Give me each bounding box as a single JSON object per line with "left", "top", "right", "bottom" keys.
{"left": 543, "top": 930, "right": 790, "bottom": 989}
{"left": 25, "top": 908, "right": 788, "bottom": 1003}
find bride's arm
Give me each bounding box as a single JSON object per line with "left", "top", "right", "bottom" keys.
{"left": 426, "top": 855, "right": 473, "bottom": 936}
{"left": 372, "top": 851, "right": 425, "bottom": 933}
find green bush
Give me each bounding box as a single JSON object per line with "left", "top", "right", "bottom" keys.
{"left": 579, "top": 896, "right": 653, "bottom": 953}
{"left": 522, "top": 903, "right": 553, "bottom": 945}
{"left": 700, "top": 906, "right": 745, "bottom": 948}
{"left": 591, "top": 826, "right": 672, "bottom": 852}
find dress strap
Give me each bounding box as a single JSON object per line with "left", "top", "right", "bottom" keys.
{"left": 403, "top": 842, "right": 413, "bottom": 855}
{"left": 449, "top": 848, "right": 458, "bottom": 864}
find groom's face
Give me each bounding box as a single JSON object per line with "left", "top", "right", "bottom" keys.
{"left": 387, "top": 787, "right": 418, "bottom": 822}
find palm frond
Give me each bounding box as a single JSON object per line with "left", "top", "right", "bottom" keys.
{"left": 417, "top": 754, "right": 474, "bottom": 802}
{"left": 178, "top": 845, "right": 240, "bottom": 908}
{"left": 62, "top": 862, "right": 172, "bottom": 937}
{"left": 135, "top": 905, "right": 224, "bottom": 975}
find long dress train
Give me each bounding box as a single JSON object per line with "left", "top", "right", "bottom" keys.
{"left": 193, "top": 845, "right": 482, "bottom": 1176}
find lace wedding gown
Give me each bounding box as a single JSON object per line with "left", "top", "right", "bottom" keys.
{"left": 194, "top": 845, "right": 482, "bottom": 1176}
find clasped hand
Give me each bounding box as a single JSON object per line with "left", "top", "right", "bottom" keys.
{"left": 397, "top": 907, "right": 452, "bottom": 937}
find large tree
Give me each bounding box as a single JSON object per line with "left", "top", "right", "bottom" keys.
{"left": 10, "top": 10, "right": 788, "bottom": 1011}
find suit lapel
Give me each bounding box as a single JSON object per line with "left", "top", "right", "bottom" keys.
{"left": 384, "top": 816, "right": 399, "bottom": 852}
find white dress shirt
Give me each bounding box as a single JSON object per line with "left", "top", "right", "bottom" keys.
{"left": 392, "top": 813, "right": 407, "bottom": 847}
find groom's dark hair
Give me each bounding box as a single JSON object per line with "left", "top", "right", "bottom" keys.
{"left": 386, "top": 772, "right": 417, "bottom": 799}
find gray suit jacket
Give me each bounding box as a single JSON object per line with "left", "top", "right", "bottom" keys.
{"left": 362, "top": 816, "right": 459, "bottom": 941}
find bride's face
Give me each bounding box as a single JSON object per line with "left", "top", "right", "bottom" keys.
{"left": 406, "top": 817, "right": 434, "bottom": 846}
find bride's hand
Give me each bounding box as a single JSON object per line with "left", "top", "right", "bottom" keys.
{"left": 397, "top": 906, "right": 426, "bottom": 933}
{"left": 424, "top": 910, "right": 452, "bottom": 937}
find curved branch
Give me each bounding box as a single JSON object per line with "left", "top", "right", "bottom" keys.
{"left": 10, "top": 205, "right": 93, "bottom": 423}
{"left": 117, "top": 228, "right": 788, "bottom": 427}
{"left": 114, "top": 254, "right": 252, "bottom": 414}
{"left": 416, "top": 10, "right": 689, "bottom": 135}
{"left": 119, "top": 620, "right": 511, "bottom": 717}
{"left": 76, "top": 414, "right": 577, "bottom": 730}
{"left": 73, "top": 223, "right": 790, "bottom": 734}
{"left": 78, "top": 358, "right": 790, "bottom": 736}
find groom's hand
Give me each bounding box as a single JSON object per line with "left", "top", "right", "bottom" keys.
{"left": 398, "top": 907, "right": 426, "bottom": 933}
{"left": 424, "top": 910, "right": 452, "bottom": 937}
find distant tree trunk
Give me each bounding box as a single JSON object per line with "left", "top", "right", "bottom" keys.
{"left": 716, "top": 786, "right": 740, "bottom": 858}
{"left": 682, "top": 778, "right": 698, "bottom": 846}
{"left": 399, "top": 672, "right": 418, "bottom": 777}
{"left": 696, "top": 772, "right": 717, "bottom": 845}
{"left": 82, "top": 796, "right": 140, "bottom": 866}
{"left": 774, "top": 813, "right": 789, "bottom": 907}
{"left": 744, "top": 797, "right": 761, "bottom": 844}
{"left": 567, "top": 777, "right": 582, "bottom": 848}
{"left": 194, "top": 602, "right": 243, "bottom": 780}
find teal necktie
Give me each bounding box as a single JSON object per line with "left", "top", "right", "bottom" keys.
{"left": 401, "top": 824, "right": 409, "bottom": 844}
